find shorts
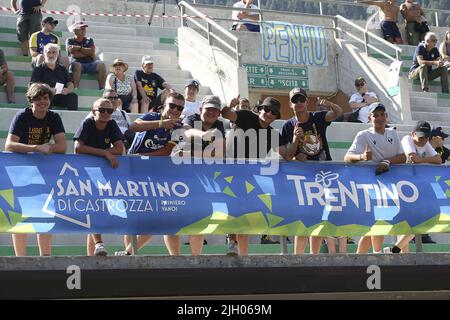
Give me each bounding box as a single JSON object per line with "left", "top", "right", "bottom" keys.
{"left": 17, "top": 13, "right": 42, "bottom": 42}
{"left": 242, "top": 23, "right": 260, "bottom": 32}
{"left": 381, "top": 20, "right": 401, "bottom": 40}
{"left": 70, "top": 60, "right": 101, "bottom": 75}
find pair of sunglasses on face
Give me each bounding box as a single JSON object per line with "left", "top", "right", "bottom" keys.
{"left": 262, "top": 106, "right": 280, "bottom": 117}
{"left": 168, "top": 102, "right": 184, "bottom": 112}
{"left": 291, "top": 95, "right": 307, "bottom": 104}
{"left": 95, "top": 107, "right": 114, "bottom": 114}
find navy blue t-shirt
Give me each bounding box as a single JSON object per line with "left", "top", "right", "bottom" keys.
{"left": 410, "top": 41, "right": 441, "bottom": 73}
{"left": 20, "top": 0, "right": 41, "bottom": 14}
{"left": 74, "top": 117, "right": 123, "bottom": 150}
{"left": 128, "top": 112, "right": 183, "bottom": 154}
{"left": 9, "top": 107, "right": 65, "bottom": 145}
{"left": 134, "top": 70, "right": 165, "bottom": 100}
{"left": 279, "top": 111, "right": 332, "bottom": 161}
{"left": 66, "top": 37, "right": 95, "bottom": 63}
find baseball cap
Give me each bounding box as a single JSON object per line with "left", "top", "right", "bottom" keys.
{"left": 414, "top": 120, "right": 432, "bottom": 138}
{"left": 43, "top": 17, "right": 58, "bottom": 25}
{"left": 355, "top": 76, "right": 365, "bottom": 87}
{"left": 289, "top": 88, "right": 307, "bottom": 102}
{"left": 258, "top": 97, "right": 281, "bottom": 118}
{"left": 141, "top": 55, "right": 154, "bottom": 65}
{"left": 202, "top": 95, "right": 221, "bottom": 110}
{"left": 368, "top": 102, "right": 386, "bottom": 114}
{"left": 430, "top": 127, "right": 449, "bottom": 139}
{"left": 69, "top": 21, "right": 88, "bottom": 32}
{"left": 185, "top": 79, "right": 200, "bottom": 88}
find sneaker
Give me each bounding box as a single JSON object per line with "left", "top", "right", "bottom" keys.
{"left": 421, "top": 234, "right": 436, "bottom": 244}
{"left": 94, "top": 242, "right": 107, "bottom": 256}
{"left": 383, "top": 247, "right": 392, "bottom": 254}
{"left": 226, "top": 240, "right": 238, "bottom": 256}
{"left": 261, "top": 235, "right": 280, "bottom": 244}
{"left": 114, "top": 250, "right": 131, "bottom": 256}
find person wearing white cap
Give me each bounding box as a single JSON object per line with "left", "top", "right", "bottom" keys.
{"left": 66, "top": 21, "right": 106, "bottom": 90}
{"left": 135, "top": 55, "right": 173, "bottom": 113}
{"left": 344, "top": 103, "right": 406, "bottom": 254}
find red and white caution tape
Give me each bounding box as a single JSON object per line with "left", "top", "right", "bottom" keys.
{"left": 0, "top": 6, "right": 211, "bottom": 19}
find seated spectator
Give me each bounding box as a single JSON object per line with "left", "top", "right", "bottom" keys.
{"left": 12, "top": 0, "right": 46, "bottom": 56}
{"left": 5, "top": 83, "right": 67, "bottom": 256}
{"left": 358, "top": 0, "right": 403, "bottom": 44}
{"left": 348, "top": 77, "right": 379, "bottom": 123}
{"left": 29, "top": 16, "right": 69, "bottom": 69}
{"left": 117, "top": 92, "right": 186, "bottom": 256}
{"left": 105, "top": 59, "right": 138, "bottom": 113}
{"left": 429, "top": 126, "right": 450, "bottom": 163}
{"left": 66, "top": 21, "right": 106, "bottom": 90}
{"left": 232, "top": 0, "right": 260, "bottom": 32}
{"left": 409, "top": 32, "right": 449, "bottom": 93}
{"left": 0, "top": 49, "right": 16, "bottom": 103}
{"left": 400, "top": 0, "right": 428, "bottom": 46}
{"left": 30, "top": 43, "right": 78, "bottom": 110}
{"left": 439, "top": 30, "right": 450, "bottom": 65}
{"left": 182, "top": 79, "right": 201, "bottom": 117}
{"left": 135, "top": 55, "right": 173, "bottom": 113}
{"left": 74, "top": 98, "right": 125, "bottom": 256}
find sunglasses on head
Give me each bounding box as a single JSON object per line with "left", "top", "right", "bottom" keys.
{"left": 95, "top": 107, "right": 114, "bottom": 114}
{"left": 291, "top": 95, "right": 307, "bottom": 104}
{"left": 168, "top": 102, "right": 184, "bottom": 112}
{"left": 262, "top": 106, "right": 280, "bottom": 117}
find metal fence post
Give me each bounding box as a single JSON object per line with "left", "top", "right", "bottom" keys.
{"left": 319, "top": 1, "right": 323, "bottom": 15}
{"left": 434, "top": 11, "right": 439, "bottom": 27}
{"left": 364, "top": 31, "right": 369, "bottom": 57}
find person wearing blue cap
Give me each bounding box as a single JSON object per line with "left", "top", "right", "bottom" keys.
{"left": 344, "top": 103, "right": 406, "bottom": 254}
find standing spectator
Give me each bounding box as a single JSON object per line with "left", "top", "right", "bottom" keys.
{"left": 409, "top": 32, "right": 449, "bottom": 93}
{"left": 66, "top": 21, "right": 106, "bottom": 90}
{"left": 326, "top": 237, "right": 347, "bottom": 254}
{"left": 429, "top": 126, "right": 450, "bottom": 163}
{"left": 12, "top": 0, "right": 47, "bottom": 56}
{"left": 0, "top": 49, "right": 16, "bottom": 104}
{"left": 182, "top": 79, "right": 201, "bottom": 117}
{"left": 348, "top": 77, "right": 379, "bottom": 123}
{"left": 279, "top": 88, "right": 343, "bottom": 255}
{"left": 5, "top": 83, "right": 66, "bottom": 256}
{"left": 232, "top": 0, "right": 260, "bottom": 32}
{"left": 105, "top": 59, "right": 138, "bottom": 113}
{"left": 222, "top": 96, "right": 282, "bottom": 255}
{"left": 357, "top": 0, "right": 403, "bottom": 44}
{"left": 439, "top": 30, "right": 450, "bottom": 64}
{"left": 388, "top": 121, "right": 441, "bottom": 253}
{"left": 116, "top": 92, "right": 185, "bottom": 256}
{"left": 135, "top": 55, "right": 173, "bottom": 113}
{"left": 344, "top": 103, "right": 406, "bottom": 254}
{"left": 400, "top": 0, "right": 427, "bottom": 45}
{"left": 29, "top": 16, "right": 69, "bottom": 69}
{"left": 74, "top": 98, "right": 125, "bottom": 256}
{"left": 30, "top": 43, "right": 78, "bottom": 110}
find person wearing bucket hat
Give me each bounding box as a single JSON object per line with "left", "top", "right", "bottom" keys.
{"left": 279, "top": 88, "right": 343, "bottom": 255}
{"left": 429, "top": 126, "right": 450, "bottom": 163}
{"left": 182, "top": 79, "right": 201, "bottom": 117}
{"left": 345, "top": 103, "right": 406, "bottom": 254}
{"left": 221, "top": 95, "right": 282, "bottom": 255}
{"left": 135, "top": 55, "right": 174, "bottom": 113}
{"left": 29, "top": 16, "right": 70, "bottom": 69}
{"left": 105, "top": 58, "right": 138, "bottom": 113}
{"left": 66, "top": 21, "right": 106, "bottom": 90}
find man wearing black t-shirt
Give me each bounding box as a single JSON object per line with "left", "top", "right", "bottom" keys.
{"left": 6, "top": 83, "right": 67, "bottom": 257}
{"left": 279, "top": 88, "right": 343, "bottom": 255}
{"left": 429, "top": 127, "right": 450, "bottom": 163}
{"left": 222, "top": 96, "right": 282, "bottom": 255}
{"left": 135, "top": 55, "right": 173, "bottom": 113}
{"left": 74, "top": 98, "right": 124, "bottom": 256}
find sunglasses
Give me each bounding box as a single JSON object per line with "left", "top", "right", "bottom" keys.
{"left": 356, "top": 82, "right": 366, "bottom": 87}
{"left": 95, "top": 107, "right": 114, "bottom": 114}
{"left": 168, "top": 103, "right": 184, "bottom": 112}
{"left": 262, "top": 106, "right": 280, "bottom": 117}
{"left": 291, "top": 95, "right": 307, "bottom": 104}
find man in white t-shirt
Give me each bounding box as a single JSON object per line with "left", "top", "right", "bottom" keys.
{"left": 344, "top": 103, "right": 406, "bottom": 254}
{"left": 348, "top": 77, "right": 379, "bottom": 123}
{"left": 232, "top": 0, "right": 260, "bottom": 32}
{"left": 388, "top": 121, "right": 441, "bottom": 253}
{"left": 182, "top": 79, "right": 201, "bottom": 118}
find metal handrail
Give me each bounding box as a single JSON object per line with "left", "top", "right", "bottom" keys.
{"left": 178, "top": 1, "right": 241, "bottom": 66}
{"left": 335, "top": 15, "right": 402, "bottom": 62}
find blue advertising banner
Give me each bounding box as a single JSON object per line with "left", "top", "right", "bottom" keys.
{"left": 261, "top": 21, "right": 328, "bottom": 66}
{"left": 0, "top": 153, "right": 449, "bottom": 236}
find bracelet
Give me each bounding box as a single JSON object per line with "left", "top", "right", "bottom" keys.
{"left": 382, "top": 159, "right": 391, "bottom": 166}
